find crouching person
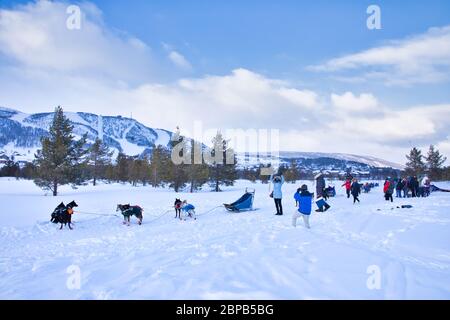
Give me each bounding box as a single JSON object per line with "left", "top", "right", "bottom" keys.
{"left": 292, "top": 184, "right": 313, "bottom": 228}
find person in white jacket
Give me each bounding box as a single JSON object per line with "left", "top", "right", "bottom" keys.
{"left": 421, "top": 176, "right": 431, "bottom": 197}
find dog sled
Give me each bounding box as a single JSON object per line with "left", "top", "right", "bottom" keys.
{"left": 324, "top": 186, "right": 336, "bottom": 198}
{"left": 431, "top": 184, "right": 450, "bottom": 193}
{"left": 224, "top": 188, "right": 255, "bottom": 212}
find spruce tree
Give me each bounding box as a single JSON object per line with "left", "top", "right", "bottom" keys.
{"left": 206, "top": 131, "right": 238, "bottom": 192}
{"left": 425, "top": 145, "right": 447, "bottom": 180}
{"left": 186, "top": 140, "right": 209, "bottom": 192}
{"left": 0, "top": 160, "right": 20, "bottom": 177}
{"left": 405, "top": 147, "right": 425, "bottom": 176}
{"left": 114, "top": 152, "right": 130, "bottom": 183}
{"left": 33, "top": 106, "right": 87, "bottom": 196}
{"left": 284, "top": 160, "right": 300, "bottom": 183}
{"left": 87, "top": 138, "right": 113, "bottom": 186}
{"left": 149, "top": 145, "right": 170, "bottom": 187}
{"left": 166, "top": 129, "right": 189, "bottom": 192}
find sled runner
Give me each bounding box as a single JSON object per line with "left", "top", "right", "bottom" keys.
{"left": 431, "top": 185, "right": 450, "bottom": 193}
{"left": 224, "top": 188, "right": 255, "bottom": 212}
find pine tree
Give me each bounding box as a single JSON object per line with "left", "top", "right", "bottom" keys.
{"left": 405, "top": 147, "right": 425, "bottom": 176}
{"left": 166, "top": 130, "right": 189, "bottom": 192}
{"left": 425, "top": 145, "right": 447, "bottom": 180}
{"left": 206, "top": 131, "right": 238, "bottom": 192}
{"left": 33, "top": 106, "right": 87, "bottom": 196}
{"left": 283, "top": 160, "right": 300, "bottom": 183}
{"left": 186, "top": 140, "right": 209, "bottom": 192}
{"left": 114, "top": 152, "right": 130, "bottom": 183}
{"left": 0, "top": 160, "right": 20, "bottom": 177}
{"left": 149, "top": 145, "right": 170, "bottom": 187}
{"left": 87, "top": 138, "right": 113, "bottom": 186}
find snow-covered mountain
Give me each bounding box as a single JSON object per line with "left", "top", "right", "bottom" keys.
{"left": 0, "top": 106, "right": 172, "bottom": 161}
{"left": 0, "top": 106, "right": 403, "bottom": 170}
{"left": 236, "top": 151, "right": 404, "bottom": 171}
{"left": 279, "top": 152, "right": 404, "bottom": 170}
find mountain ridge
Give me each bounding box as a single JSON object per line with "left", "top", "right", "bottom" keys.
{"left": 0, "top": 106, "right": 404, "bottom": 170}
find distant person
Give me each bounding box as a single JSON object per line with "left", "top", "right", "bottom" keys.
{"left": 315, "top": 173, "right": 330, "bottom": 212}
{"left": 410, "top": 176, "right": 419, "bottom": 197}
{"left": 351, "top": 178, "right": 361, "bottom": 204}
{"left": 402, "top": 178, "right": 409, "bottom": 198}
{"left": 270, "top": 174, "right": 285, "bottom": 215}
{"left": 396, "top": 178, "right": 404, "bottom": 198}
{"left": 342, "top": 179, "right": 351, "bottom": 198}
{"left": 181, "top": 200, "right": 196, "bottom": 220}
{"left": 292, "top": 184, "right": 313, "bottom": 228}
{"left": 421, "top": 176, "right": 431, "bottom": 197}
{"left": 384, "top": 178, "right": 394, "bottom": 202}
{"left": 363, "top": 182, "right": 371, "bottom": 193}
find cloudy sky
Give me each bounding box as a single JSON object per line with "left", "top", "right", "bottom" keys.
{"left": 0, "top": 0, "right": 450, "bottom": 164}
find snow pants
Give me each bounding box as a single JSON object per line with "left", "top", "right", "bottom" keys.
{"left": 292, "top": 211, "right": 310, "bottom": 228}
{"left": 274, "top": 198, "right": 283, "bottom": 215}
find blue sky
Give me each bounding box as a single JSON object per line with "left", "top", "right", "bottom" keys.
{"left": 0, "top": 0, "right": 450, "bottom": 163}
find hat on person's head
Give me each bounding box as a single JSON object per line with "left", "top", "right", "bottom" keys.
{"left": 301, "top": 184, "right": 308, "bottom": 191}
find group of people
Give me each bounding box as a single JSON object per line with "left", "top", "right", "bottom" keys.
{"left": 383, "top": 175, "right": 431, "bottom": 202}
{"left": 270, "top": 171, "right": 436, "bottom": 229}
{"left": 269, "top": 172, "right": 331, "bottom": 229}
{"left": 341, "top": 178, "right": 363, "bottom": 204}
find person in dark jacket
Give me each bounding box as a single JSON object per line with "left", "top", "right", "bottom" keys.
{"left": 315, "top": 173, "right": 330, "bottom": 212}
{"left": 351, "top": 178, "right": 361, "bottom": 204}
{"left": 409, "top": 176, "right": 419, "bottom": 197}
{"left": 402, "top": 178, "right": 409, "bottom": 198}
{"left": 292, "top": 184, "right": 313, "bottom": 228}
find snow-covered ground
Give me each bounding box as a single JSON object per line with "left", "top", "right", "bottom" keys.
{"left": 0, "top": 178, "right": 449, "bottom": 300}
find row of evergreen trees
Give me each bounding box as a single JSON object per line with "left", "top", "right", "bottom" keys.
{"left": 405, "top": 146, "right": 447, "bottom": 179}
{"left": 29, "top": 107, "right": 239, "bottom": 196}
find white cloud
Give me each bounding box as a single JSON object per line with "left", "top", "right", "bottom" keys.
{"left": 310, "top": 25, "right": 450, "bottom": 86}
{"left": 278, "top": 88, "right": 319, "bottom": 109}
{"left": 331, "top": 92, "right": 378, "bottom": 112}
{"left": 168, "top": 51, "right": 192, "bottom": 70}
{"left": 0, "top": 0, "right": 154, "bottom": 82}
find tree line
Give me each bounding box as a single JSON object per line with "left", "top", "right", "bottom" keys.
{"left": 404, "top": 146, "right": 448, "bottom": 180}
{"left": 2, "top": 107, "right": 239, "bottom": 196}
{"left": 2, "top": 107, "right": 450, "bottom": 192}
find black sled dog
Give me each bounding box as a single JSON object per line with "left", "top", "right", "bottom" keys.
{"left": 174, "top": 198, "right": 182, "bottom": 220}
{"left": 51, "top": 201, "right": 78, "bottom": 230}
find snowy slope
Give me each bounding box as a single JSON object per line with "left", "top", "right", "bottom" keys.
{"left": 237, "top": 152, "right": 404, "bottom": 170}
{"left": 0, "top": 107, "right": 173, "bottom": 159}
{"left": 0, "top": 178, "right": 449, "bottom": 299}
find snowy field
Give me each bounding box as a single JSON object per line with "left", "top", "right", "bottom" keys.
{"left": 0, "top": 177, "right": 449, "bottom": 300}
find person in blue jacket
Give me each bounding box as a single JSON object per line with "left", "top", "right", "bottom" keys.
{"left": 181, "top": 200, "right": 196, "bottom": 220}
{"left": 270, "top": 174, "right": 285, "bottom": 215}
{"left": 292, "top": 184, "right": 313, "bottom": 228}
